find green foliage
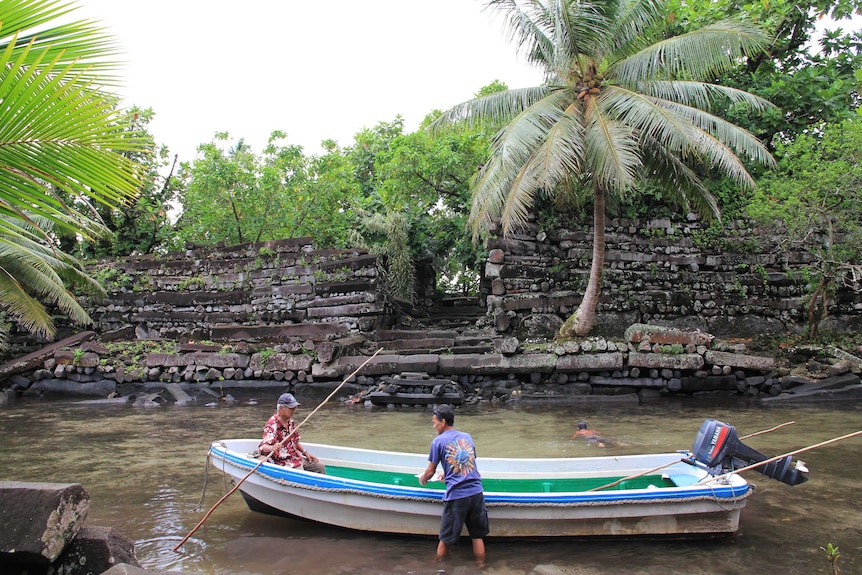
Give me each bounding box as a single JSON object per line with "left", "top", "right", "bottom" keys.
{"left": 0, "top": 316, "right": 9, "bottom": 356}
{"left": 171, "top": 132, "right": 356, "bottom": 250}
{"left": 820, "top": 543, "right": 841, "bottom": 575}
{"left": 749, "top": 118, "right": 862, "bottom": 335}
{"left": 660, "top": 343, "right": 685, "bottom": 354}
{"left": 347, "top": 116, "right": 493, "bottom": 301}
{"left": 258, "top": 347, "right": 276, "bottom": 370}
{"left": 92, "top": 267, "right": 134, "bottom": 292}
{"left": 177, "top": 276, "right": 206, "bottom": 291}
{"left": 664, "top": 0, "right": 862, "bottom": 148}
{"left": 475, "top": 80, "right": 510, "bottom": 98}
{"left": 71, "top": 108, "right": 181, "bottom": 259}
{"left": 750, "top": 119, "right": 862, "bottom": 237}
{"left": 170, "top": 131, "right": 350, "bottom": 249}
{"left": 0, "top": 0, "right": 149, "bottom": 338}
{"left": 102, "top": 340, "right": 179, "bottom": 371}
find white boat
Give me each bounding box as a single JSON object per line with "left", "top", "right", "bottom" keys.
{"left": 207, "top": 419, "right": 807, "bottom": 538}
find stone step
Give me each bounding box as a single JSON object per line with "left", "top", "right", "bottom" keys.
{"left": 376, "top": 329, "right": 458, "bottom": 341}
{"left": 367, "top": 391, "right": 463, "bottom": 406}
{"left": 377, "top": 337, "right": 455, "bottom": 350}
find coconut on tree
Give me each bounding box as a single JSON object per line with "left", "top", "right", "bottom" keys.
{"left": 433, "top": 0, "right": 776, "bottom": 337}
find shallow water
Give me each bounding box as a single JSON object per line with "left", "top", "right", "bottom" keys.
{"left": 1, "top": 396, "right": 860, "bottom": 575}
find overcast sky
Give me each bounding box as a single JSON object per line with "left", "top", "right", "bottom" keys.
{"left": 73, "top": 1, "right": 545, "bottom": 163}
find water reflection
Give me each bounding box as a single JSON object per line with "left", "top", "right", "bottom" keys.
{"left": 0, "top": 397, "right": 860, "bottom": 574}
{"left": 137, "top": 536, "right": 206, "bottom": 571}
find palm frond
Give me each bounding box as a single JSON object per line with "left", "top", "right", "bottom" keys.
{"left": 0, "top": 34, "right": 147, "bottom": 235}
{"left": 639, "top": 137, "right": 721, "bottom": 220}
{"left": 431, "top": 86, "right": 550, "bottom": 131}
{"left": 469, "top": 90, "right": 579, "bottom": 235}
{"left": 0, "top": 0, "right": 144, "bottom": 336}
{"left": 584, "top": 97, "right": 641, "bottom": 195}
{"left": 602, "top": 85, "right": 774, "bottom": 176}
{"left": 638, "top": 80, "right": 775, "bottom": 113}
{"left": 0, "top": 265, "right": 54, "bottom": 337}
{"left": 607, "top": 0, "right": 665, "bottom": 54}
{"left": 613, "top": 19, "right": 769, "bottom": 85}
{"left": 0, "top": 0, "right": 124, "bottom": 86}
{"left": 486, "top": 0, "right": 557, "bottom": 67}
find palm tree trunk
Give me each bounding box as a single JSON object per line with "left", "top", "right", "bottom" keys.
{"left": 559, "top": 186, "right": 606, "bottom": 338}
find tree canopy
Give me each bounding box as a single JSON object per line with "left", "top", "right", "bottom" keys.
{"left": 749, "top": 118, "right": 862, "bottom": 336}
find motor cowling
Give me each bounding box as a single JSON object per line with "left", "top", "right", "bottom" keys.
{"left": 690, "top": 419, "right": 808, "bottom": 486}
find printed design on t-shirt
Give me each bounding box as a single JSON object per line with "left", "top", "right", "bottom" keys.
{"left": 444, "top": 437, "right": 476, "bottom": 476}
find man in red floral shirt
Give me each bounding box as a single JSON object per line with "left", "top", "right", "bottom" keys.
{"left": 258, "top": 393, "right": 325, "bottom": 473}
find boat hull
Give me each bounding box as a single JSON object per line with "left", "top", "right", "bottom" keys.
{"left": 208, "top": 440, "right": 750, "bottom": 538}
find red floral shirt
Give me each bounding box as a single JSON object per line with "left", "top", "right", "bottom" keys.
{"left": 259, "top": 413, "right": 302, "bottom": 467}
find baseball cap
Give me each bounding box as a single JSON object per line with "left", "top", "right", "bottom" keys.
{"left": 277, "top": 393, "right": 300, "bottom": 408}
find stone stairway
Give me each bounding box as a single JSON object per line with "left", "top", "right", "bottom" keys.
{"left": 372, "top": 297, "right": 496, "bottom": 356}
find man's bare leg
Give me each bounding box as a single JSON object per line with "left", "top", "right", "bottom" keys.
{"left": 472, "top": 538, "right": 486, "bottom": 566}
{"left": 436, "top": 540, "right": 449, "bottom": 561}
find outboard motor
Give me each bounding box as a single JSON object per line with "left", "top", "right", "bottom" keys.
{"left": 690, "top": 419, "right": 808, "bottom": 486}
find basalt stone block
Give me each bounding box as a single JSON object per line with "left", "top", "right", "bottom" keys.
{"left": 380, "top": 338, "right": 455, "bottom": 351}
{"left": 624, "top": 323, "right": 713, "bottom": 346}
{"left": 191, "top": 352, "right": 250, "bottom": 369}
{"left": 249, "top": 353, "right": 312, "bottom": 372}
{"left": 438, "top": 353, "right": 556, "bottom": 375}
{"left": 627, "top": 352, "right": 704, "bottom": 371}
{"left": 210, "top": 323, "right": 348, "bottom": 342}
{"left": 555, "top": 353, "right": 624, "bottom": 372}
{"left": 679, "top": 375, "right": 738, "bottom": 391}
{"left": 53, "top": 350, "right": 100, "bottom": 368}
{"left": 305, "top": 302, "right": 385, "bottom": 318}
{"left": 0, "top": 482, "right": 90, "bottom": 563}
{"left": 146, "top": 354, "right": 195, "bottom": 368}
{"left": 313, "top": 279, "right": 377, "bottom": 296}
{"left": 29, "top": 379, "right": 116, "bottom": 397}
{"left": 589, "top": 375, "right": 665, "bottom": 388}
{"left": 377, "top": 329, "right": 458, "bottom": 341}
{"left": 703, "top": 350, "right": 775, "bottom": 370}
{"left": 315, "top": 341, "right": 339, "bottom": 364}
{"left": 52, "top": 525, "right": 139, "bottom": 575}
{"left": 312, "top": 354, "right": 439, "bottom": 378}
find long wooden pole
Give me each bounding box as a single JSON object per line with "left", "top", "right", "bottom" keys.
{"left": 587, "top": 420, "right": 797, "bottom": 493}
{"left": 586, "top": 458, "right": 684, "bottom": 492}
{"left": 698, "top": 429, "right": 862, "bottom": 485}
{"left": 173, "top": 348, "right": 383, "bottom": 552}
{"left": 740, "top": 420, "right": 795, "bottom": 440}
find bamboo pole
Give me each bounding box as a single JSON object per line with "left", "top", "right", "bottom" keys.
{"left": 698, "top": 429, "right": 862, "bottom": 485}
{"left": 587, "top": 420, "right": 797, "bottom": 493}
{"left": 173, "top": 348, "right": 383, "bottom": 552}
{"left": 586, "top": 458, "right": 685, "bottom": 492}
{"left": 740, "top": 421, "right": 795, "bottom": 440}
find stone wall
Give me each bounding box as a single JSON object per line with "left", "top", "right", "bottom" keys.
{"left": 5, "top": 214, "right": 862, "bottom": 360}
{"left": 83, "top": 237, "right": 388, "bottom": 343}
{"left": 482, "top": 214, "right": 862, "bottom": 338}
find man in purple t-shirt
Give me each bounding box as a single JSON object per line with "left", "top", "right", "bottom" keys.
{"left": 418, "top": 404, "right": 488, "bottom": 565}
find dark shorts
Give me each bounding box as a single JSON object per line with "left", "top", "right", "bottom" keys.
{"left": 439, "top": 492, "right": 489, "bottom": 544}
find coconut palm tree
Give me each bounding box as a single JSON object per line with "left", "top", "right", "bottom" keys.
{"left": 0, "top": 0, "right": 147, "bottom": 341}
{"left": 434, "top": 0, "right": 776, "bottom": 337}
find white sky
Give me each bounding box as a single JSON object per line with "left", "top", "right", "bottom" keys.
{"left": 73, "top": 0, "right": 545, "bottom": 163}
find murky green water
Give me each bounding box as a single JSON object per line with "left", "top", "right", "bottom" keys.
{"left": 1, "top": 395, "right": 860, "bottom": 575}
